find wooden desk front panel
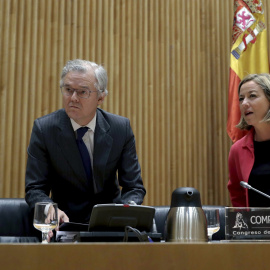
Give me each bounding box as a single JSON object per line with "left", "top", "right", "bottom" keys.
{"left": 0, "top": 242, "right": 269, "bottom": 270}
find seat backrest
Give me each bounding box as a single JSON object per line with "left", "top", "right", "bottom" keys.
{"left": 153, "top": 206, "right": 170, "bottom": 237}
{"left": 0, "top": 198, "right": 40, "bottom": 240}
{"left": 153, "top": 205, "right": 226, "bottom": 241}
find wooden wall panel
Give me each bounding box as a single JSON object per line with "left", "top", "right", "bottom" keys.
{"left": 0, "top": 0, "right": 267, "bottom": 206}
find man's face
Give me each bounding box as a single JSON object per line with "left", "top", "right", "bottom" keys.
{"left": 62, "top": 69, "right": 105, "bottom": 126}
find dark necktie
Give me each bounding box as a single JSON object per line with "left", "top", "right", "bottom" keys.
{"left": 76, "top": 127, "right": 92, "bottom": 181}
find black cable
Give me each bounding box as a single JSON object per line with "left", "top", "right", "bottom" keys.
{"left": 123, "top": 226, "right": 150, "bottom": 242}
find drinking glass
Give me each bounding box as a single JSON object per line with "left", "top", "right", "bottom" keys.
{"left": 33, "top": 202, "right": 58, "bottom": 243}
{"left": 203, "top": 208, "right": 220, "bottom": 241}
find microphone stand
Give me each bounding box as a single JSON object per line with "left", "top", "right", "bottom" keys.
{"left": 240, "top": 181, "right": 270, "bottom": 200}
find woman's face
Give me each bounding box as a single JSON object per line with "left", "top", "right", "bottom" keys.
{"left": 239, "top": 80, "right": 270, "bottom": 128}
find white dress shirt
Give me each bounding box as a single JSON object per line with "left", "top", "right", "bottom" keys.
{"left": 70, "top": 114, "right": 97, "bottom": 172}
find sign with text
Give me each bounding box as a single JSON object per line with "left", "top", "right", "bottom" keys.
{"left": 225, "top": 207, "right": 270, "bottom": 240}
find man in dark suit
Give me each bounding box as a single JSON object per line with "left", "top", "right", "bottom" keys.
{"left": 25, "top": 59, "right": 146, "bottom": 224}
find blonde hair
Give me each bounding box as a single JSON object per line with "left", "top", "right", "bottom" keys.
{"left": 236, "top": 73, "right": 270, "bottom": 130}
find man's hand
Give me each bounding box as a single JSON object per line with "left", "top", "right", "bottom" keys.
{"left": 45, "top": 204, "right": 57, "bottom": 224}
{"left": 47, "top": 208, "right": 69, "bottom": 242}
{"left": 58, "top": 208, "right": 69, "bottom": 224}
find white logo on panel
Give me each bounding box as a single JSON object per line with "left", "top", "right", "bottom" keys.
{"left": 233, "top": 212, "right": 248, "bottom": 230}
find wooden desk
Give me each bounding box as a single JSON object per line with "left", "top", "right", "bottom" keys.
{"left": 0, "top": 242, "right": 269, "bottom": 270}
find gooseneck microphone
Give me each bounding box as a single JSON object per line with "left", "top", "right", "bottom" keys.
{"left": 240, "top": 181, "right": 270, "bottom": 200}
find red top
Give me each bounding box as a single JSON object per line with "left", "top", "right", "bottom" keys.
{"left": 228, "top": 129, "right": 255, "bottom": 207}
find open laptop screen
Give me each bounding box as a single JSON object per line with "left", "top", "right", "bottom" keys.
{"left": 88, "top": 204, "right": 155, "bottom": 232}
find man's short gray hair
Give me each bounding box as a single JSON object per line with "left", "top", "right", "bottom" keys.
{"left": 60, "top": 59, "right": 108, "bottom": 96}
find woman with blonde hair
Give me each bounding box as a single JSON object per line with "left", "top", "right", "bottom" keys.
{"left": 228, "top": 73, "right": 270, "bottom": 207}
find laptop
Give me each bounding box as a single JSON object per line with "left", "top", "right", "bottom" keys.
{"left": 88, "top": 204, "right": 155, "bottom": 232}
{"left": 57, "top": 204, "right": 161, "bottom": 242}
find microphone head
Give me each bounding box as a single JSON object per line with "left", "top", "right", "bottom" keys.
{"left": 240, "top": 181, "right": 250, "bottom": 189}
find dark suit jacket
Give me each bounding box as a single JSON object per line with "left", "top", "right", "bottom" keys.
{"left": 25, "top": 108, "right": 146, "bottom": 222}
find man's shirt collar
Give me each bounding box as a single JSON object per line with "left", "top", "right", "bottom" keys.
{"left": 70, "top": 114, "right": 96, "bottom": 132}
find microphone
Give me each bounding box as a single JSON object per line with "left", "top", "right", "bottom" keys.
{"left": 240, "top": 181, "right": 270, "bottom": 200}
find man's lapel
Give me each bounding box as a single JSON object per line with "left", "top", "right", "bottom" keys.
{"left": 93, "top": 110, "right": 113, "bottom": 192}
{"left": 56, "top": 110, "right": 89, "bottom": 187}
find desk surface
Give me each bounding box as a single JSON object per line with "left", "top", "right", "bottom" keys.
{"left": 1, "top": 242, "right": 270, "bottom": 270}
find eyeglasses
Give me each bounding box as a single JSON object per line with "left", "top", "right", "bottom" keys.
{"left": 61, "top": 86, "right": 98, "bottom": 99}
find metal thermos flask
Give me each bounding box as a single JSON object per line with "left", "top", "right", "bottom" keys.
{"left": 166, "top": 187, "right": 207, "bottom": 242}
